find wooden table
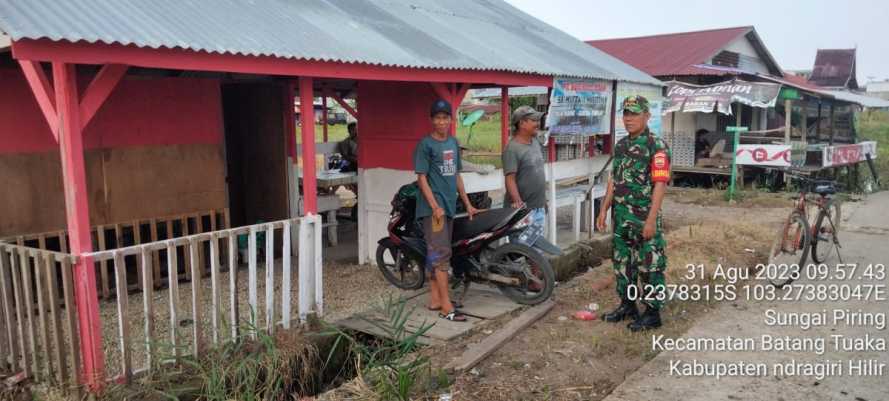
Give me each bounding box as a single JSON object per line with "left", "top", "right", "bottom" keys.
{"left": 298, "top": 170, "right": 358, "bottom": 187}
{"left": 297, "top": 170, "right": 358, "bottom": 246}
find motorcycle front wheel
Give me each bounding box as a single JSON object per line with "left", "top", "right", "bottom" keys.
{"left": 490, "top": 243, "right": 554, "bottom": 305}
{"left": 376, "top": 240, "right": 425, "bottom": 290}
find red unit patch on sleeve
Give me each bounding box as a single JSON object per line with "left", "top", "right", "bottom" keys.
{"left": 651, "top": 150, "right": 670, "bottom": 182}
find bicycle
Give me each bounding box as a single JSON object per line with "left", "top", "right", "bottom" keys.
{"left": 766, "top": 171, "right": 843, "bottom": 287}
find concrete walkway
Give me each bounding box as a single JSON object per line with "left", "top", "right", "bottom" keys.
{"left": 604, "top": 191, "right": 889, "bottom": 401}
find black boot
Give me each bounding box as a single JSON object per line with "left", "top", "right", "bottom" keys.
{"left": 602, "top": 300, "right": 639, "bottom": 323}
{"left": 628, "top": 306, "right": 662, "bottom": 332}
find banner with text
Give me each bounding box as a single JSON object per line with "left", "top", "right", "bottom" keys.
{"left": 822, "top": 141, "right": 878, "bottom": 167}
{"left": 546, "top": 78, "right": 612, "bottom": 136}
{"left": 735, "top": 144, "right": 792, "bottom": 167}
{"left": 664, "top": 79, "right": 781, "bottom": 116}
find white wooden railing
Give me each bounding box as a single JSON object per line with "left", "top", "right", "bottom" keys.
{"left": 0, "top": 243, "right": 80, "bottom": 392}
{"left": 82, "top": 215, "right": 322, "bottom": 383}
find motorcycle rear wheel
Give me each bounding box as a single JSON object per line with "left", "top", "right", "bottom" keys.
{"left": 490, "top": 243, "right": 554, "bottom": 305}
{"left": 376, "top": 240, "right": 425, "bottom": 290}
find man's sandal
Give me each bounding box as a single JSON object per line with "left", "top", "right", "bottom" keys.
{"left": 427, "top": 301, "right": 463, "bottom": 311}
{"left": 439, "top": 311, "right": 467, "bottom": 322}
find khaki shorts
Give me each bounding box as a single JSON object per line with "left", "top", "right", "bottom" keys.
{"left": 422, "top": 216, "right": 453, "bottom": 273}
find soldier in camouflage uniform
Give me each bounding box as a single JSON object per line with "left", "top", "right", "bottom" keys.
{"left": 596, "top": 95, "right": 671, "bottom": 332}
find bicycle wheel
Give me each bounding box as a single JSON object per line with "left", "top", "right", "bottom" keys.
{"left": 811, "top": 201, "right": 841, "bottom": 264}
{"left": 767, "top": 212, "right": 810, "bottom": 287}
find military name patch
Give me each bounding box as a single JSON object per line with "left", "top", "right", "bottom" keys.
{"left": 651, "top": 150, "right": 670, "bottom": 182}
{"left": 653, "top": 152, "right": 667, "bottom": 168}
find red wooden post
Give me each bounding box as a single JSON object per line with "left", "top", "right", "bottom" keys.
{"left": 501, "top": 87, "right": 509, "bottom": 149}
{"left": 449, "top": 83, "right": 457, "bottom": 136}
{"left": 53, "top": 62, "right": 105, "bottom": 390}
{"left": 548, "top": 138, "right": 556, "bottom": 163}
{"left": 321, "top": 95, "right": 328, "bottom": 143}
{"left": 299, "top": 77, "right": 318, "bottom": 214}
{"left": 546, "top": 86, "right": 556, "bottom": 163}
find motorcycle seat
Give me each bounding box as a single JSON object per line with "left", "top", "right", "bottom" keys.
{"left": 811, "top": 180, "right": 836, "bottom": 196}
{"left": 453, "top": 207, "right": 521, "bottom": 241}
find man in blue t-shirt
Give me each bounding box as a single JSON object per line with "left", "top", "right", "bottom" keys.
{"left": 414, "top": 99, "right": 479, "bottom": 322}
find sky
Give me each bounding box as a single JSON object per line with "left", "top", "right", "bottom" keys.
{"left": 505, "top": 0, "right": 889, "bottom": 85}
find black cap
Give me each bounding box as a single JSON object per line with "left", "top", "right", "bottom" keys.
{"left": 430, "top": 99, "right": 452, "bottom": 117}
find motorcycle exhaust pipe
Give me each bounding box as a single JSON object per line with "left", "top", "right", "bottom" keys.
{"left": 477, "top": 272, "right": 521, "bottom": 285}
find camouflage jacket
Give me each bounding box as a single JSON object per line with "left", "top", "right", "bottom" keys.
{"left": 612, "top": 128, "right": 671, "bottom": 217}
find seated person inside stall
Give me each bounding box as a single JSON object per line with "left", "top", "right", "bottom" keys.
{"left": 337, "top": 122, "right": 359, "bottom": 172}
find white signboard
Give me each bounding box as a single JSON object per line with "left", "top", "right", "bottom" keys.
{"left": 822, "top": 141, "right": 878, "bottom": 167}
{"left": 735, "top": 144, "right": 791, "bottom": 167}
{"left": 546, "top": 78, "right": 612, "bottom": 136}
{"left": 615, "top": 82, "right": 663, "bottom": 141}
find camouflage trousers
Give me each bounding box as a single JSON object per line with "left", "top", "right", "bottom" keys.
{"left": 612, "top": 205, "right": 667, "bottom": 310}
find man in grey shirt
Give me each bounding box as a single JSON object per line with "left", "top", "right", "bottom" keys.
{"left": 503, "top": 106, "right": 547, "bottom": 255}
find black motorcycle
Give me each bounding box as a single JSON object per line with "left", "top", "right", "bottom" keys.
{"left": 375, "top": 182, "right": 557, "bottom": 305}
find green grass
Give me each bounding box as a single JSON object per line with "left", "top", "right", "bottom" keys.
{"left": 857, "top": 110, "right": 889, "bottom": 189}
{"left": 456, "top": 116, "right": 505, "bottom": 153}
{"left": 296, "top": 123, "right": 350, "bottom": 144}
{"left": 322, "top": 294, "right": 434, "bottom": 401}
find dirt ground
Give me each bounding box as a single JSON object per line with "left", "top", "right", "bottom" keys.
{"left": 432, "top": 188, "right": 792, "bottom": 401}
{"left": 31, "top": 187, "right": 802, "bottom": 400}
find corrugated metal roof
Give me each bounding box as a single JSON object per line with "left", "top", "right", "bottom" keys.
{"left": 756, "top": 72, "right": 889, "bottom": 108}
{"left": 825, "top": 90, "right": 889, "bottom": 109}
{"left": 470, "top": 86, "right": 548, "bottom": 98}
{"left": 586, "top": 26, "right": 755, "bottom": 77}
{"left": 810, "top": 49, "right": 857, "bottom": 89}
{"left": 767, "top": 72, "right": 825, "bottom": 93}
{"left": 0, "top": 0, "right": 660, "bottom": 85}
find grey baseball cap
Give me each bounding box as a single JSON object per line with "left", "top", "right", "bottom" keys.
{"left": 511, "top": 105, "right": 544, "bottom": 126}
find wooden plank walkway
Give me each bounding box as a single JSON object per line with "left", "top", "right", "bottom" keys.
{"left": 445, "top": 300, "right": 554, "bottom": 372}
{"left": 336, "top": 286, "right": 522, "bottom": 345}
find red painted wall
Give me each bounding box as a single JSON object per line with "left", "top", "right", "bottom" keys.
{"left": 358, "top": 80, "right": 440, "bottom": 170}
{"left": 0, "top": 68, "right": 222, "bottom": 154}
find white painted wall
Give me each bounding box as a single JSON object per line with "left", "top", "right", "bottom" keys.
{"left": 357, "top": 168, "right": 508, "bottom": 265}
{"left": 718, "top": 36, "right": 770, "bottom": 74}
{"left": 722, "top": 35, "right": 760, "bottom": 58}
{"left": 358, "top": 168, "right": 415, "bottom": 265}
{"left": 357, "top": 154, "right": 612, "bottom": 265}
